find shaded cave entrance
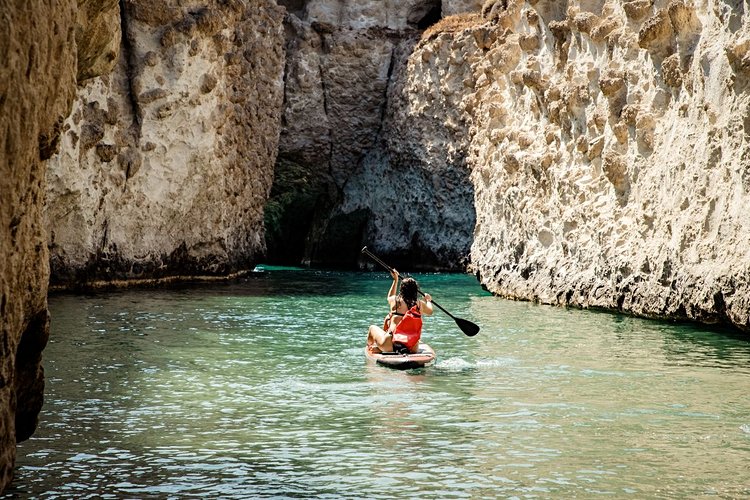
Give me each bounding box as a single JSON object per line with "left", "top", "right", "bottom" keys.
{"left": 262, "top": 158, "right": 373, "bottom": 270}
{"left": 276, "top": 0, "right": 306, "bottom": 18}
{"left": 262, "top": 155, "right": 476, "bottom": 272}
{"left": 409, "top": 1, "right": 442, "bottom": 30}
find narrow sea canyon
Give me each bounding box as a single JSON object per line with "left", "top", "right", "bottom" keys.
{"left": 2, "top": 0, "right": 750, "bottom": 492}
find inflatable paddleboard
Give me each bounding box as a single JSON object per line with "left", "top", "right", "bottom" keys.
{"left": 364, "top": 343, "right": 436, "bottom": 370}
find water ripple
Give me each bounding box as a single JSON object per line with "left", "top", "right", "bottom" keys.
{"left": 5, "top": 271, "right": 750, "bottom": 498}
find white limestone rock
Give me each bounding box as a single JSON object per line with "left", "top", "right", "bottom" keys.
{"left": 397, "top": 0, "right": 750, "bottom": 329}
{"left": 45, "top": 0, "right": 286, "bottom": 286}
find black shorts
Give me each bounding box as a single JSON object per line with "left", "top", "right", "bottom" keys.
{"left": 392, "top": 342, "right": 411, "bottom": 354}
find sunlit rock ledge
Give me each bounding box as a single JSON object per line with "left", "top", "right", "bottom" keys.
{"left": 399, "top": 0, "right": 750, "bottom": 329}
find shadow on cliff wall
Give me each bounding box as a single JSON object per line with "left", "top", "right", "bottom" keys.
{"left": 265, "top": 5, "right": 475, "bottom": 272}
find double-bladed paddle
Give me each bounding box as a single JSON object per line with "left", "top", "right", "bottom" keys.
{"left": 361, "top": 246, "right": 480, "bottom": 337}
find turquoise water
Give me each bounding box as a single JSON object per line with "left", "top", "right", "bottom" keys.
{"left": 5, "top": 267, "right": 750, "bottom": 498}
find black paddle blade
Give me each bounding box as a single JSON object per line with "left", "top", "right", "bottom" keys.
{"left": 455, "top": 317, "right": 480, "bottom": 337}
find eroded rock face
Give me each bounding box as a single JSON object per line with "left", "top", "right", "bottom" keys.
{"left": 402, "top": 0, "right": 750, "bottom": 329}
{"left": 0, "top": 0, "right": 119, "bottom": 489}
{"left": 269, "top": 0, "right": 481, "bottom": 269}
{"left": 331, "top": 26, "right": 479, "bottom": 269}
{"left": 298, "top": 0, "right": 483, "bottom": 29}
{"left": 76, "top": 0, "right": 121, "bottom": 81}
{"left": 45, "top": 1, "right": 286, "bottom": 287}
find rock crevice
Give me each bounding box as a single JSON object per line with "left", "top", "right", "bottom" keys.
{"left": 267, "top": 0, "right": 483, "bottom": 269}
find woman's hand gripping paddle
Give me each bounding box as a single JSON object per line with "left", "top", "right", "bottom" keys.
{"left": 361, "top": 246, "right": 480, "bottom": 337}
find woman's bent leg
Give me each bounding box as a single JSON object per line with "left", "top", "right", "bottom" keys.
{"left": 367, "top": 325, "right": 393, "bottom": 352}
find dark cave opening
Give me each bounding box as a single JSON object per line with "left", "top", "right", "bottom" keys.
{"left": 407, "top": 1, "right": 442, "bottom": 30}
{"left": 276, "top": 0, "right": 306, "bottom": 18}
{"left": 417, "top": 4, "right": 442, "bottom": 29}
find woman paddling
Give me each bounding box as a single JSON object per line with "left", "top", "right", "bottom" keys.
{"left": 367, "top": 269, "right": 433, "bottom": 353}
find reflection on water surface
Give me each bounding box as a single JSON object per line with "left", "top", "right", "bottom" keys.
{"left": 5, "top": 268, "right": 750, "bottom": 498}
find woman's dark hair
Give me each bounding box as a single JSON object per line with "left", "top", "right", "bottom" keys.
{"left": 398, "top": 278, "right": 419, "bottom": 309}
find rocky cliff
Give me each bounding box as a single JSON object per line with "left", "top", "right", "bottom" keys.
{"left": 267, "top": 0, "right": 483, "bottom": 269}
{"left": 2, "top": 0, "right": 286, "bottom": 489}
{"left": 45, "top": 0, "right": 286, "bottom": 288}
{"left": 268, "top": 0, "right": 750, "bottom": 329}
{"left": 0, "top": 0, "right": 120, "bottom": 489}
{"left": 391, "top": 0, "right": 750, "bottom": 329}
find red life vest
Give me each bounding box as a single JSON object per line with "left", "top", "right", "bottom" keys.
{"left": 382, "top": 310, "right": 405, "bottom": 332}
{"left": 392, "top": 305, "right": 422, "bottom": 351}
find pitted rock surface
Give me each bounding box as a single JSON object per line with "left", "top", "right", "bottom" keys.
{"left": 45, "top": 1, "right": 286, "bottom": 286}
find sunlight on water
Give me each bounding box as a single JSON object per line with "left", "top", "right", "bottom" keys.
{"left": 5, "top": 268, "right": 750, "bottom": 498}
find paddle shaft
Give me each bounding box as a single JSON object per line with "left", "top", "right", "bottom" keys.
{"left": 362, "top": 247, "right": 480, "bottom": 336}
{"left": 361, "top": 247, "right": 456, "bottom": 319}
